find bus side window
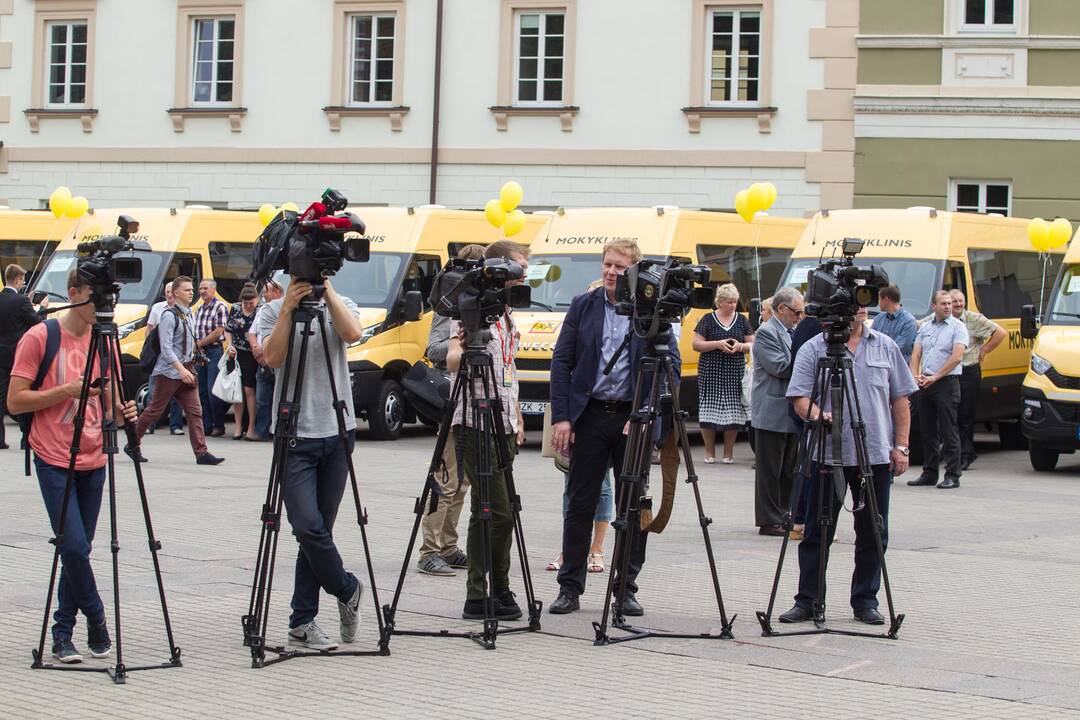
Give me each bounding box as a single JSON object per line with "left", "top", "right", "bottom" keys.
{"left": 167, "top": 253, "right": 202, "bottom": 290}
{"left": 944, "top": 261, "right": 969, "bottom": 299}
{"left": 967, "top": 249, "right": 1049, "bottom": 319}
{"left": 403, "top": 254, "right": 441, "bottom": 311}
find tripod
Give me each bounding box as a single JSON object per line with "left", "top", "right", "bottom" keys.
{"left": 241, "top": 293, "right": 388, "bottom": 666}
{"left": 30, "top": 288, "right": 182, "bottom": 684}
{"left": 594, "top": 326, "right": 735, "bottom": 645}
{"left": 755, "top": 330, "right": 904, "bottom": 639}
{"left": 383, "top": 329, "right": 541, "bottom": 649}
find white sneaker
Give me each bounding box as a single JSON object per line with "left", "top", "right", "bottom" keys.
{"left": 338, "top": 579, "right": 364, "bottom": 643}
{"left": 287, "top": 620, "right": 338, "bottom": 651}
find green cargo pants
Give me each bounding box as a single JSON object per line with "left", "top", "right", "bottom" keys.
{"left": 458, "top": 427, "right": 518, "bottom": 601}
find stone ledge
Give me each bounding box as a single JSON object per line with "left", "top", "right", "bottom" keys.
{"left": 24, "top": 107, "right": 98, "bottom": 133}
{"left": 489, "top": 105, "right": 579, "bottom": 132}
{"left": 322, "top": 106, "right": 410, "bottom": 132}
{"left": 166, "top": 107, "right": 247, "bottom": 133}
{"left": 681, "top": 106, "right": 777, "bottom": 134}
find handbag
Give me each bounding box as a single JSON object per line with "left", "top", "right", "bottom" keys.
{"left": 402, "top": 361, "right": 450, "bottom": 425}
{"left": 212, "top": 351, "right": 244, "bottom": 404}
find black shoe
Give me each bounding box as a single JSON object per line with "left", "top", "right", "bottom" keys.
{"left": 854, "top": 607, "right": 885, "bottom": 625}
{"left": 616, "top": 593, "right": 644, "bottom": 617}
{"left": 779, "top": 605, "right": 814, "bottom": 624}
{"left": 937, "top": 475, "right": 960, "bottom": 489}
{"left": 196, "top": 453, "right": 225, "bottom": 465}
{"left": 758, "top": 524, "right": 786, "bottom": 536}
{"left": 462, "top": 597, "right": 522, "bottom": 620}
{"left": 123, "top": 444, "right": 148, "bottom": 463}
{"left": 0, "top": 442, "right": 9, "bottom": 450}
{"left": 548, "top": 591, "right": 580, "bottom": 615}
{"left": 907, "top": 473, "right": 936, "bottom": 486}
{"left": 51, "top": 638, "right": 83, "bottom": 664}
{"left": 494, "top": 589, "right": 523, "bottom": 620}
{"left": 87, "top": 619, "right": 112, "bottom": 658}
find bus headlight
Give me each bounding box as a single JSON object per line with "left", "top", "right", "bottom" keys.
{"left": 118, "top": 321, "right": 138, "bottom": 340}
{"left": 350, "top": 324, "right": 381, "bottom": 347}
{"left": 1030, "top": 353, "right": 1052, "bottom": 375}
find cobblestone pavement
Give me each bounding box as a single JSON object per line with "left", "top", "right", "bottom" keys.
{"left": 1, "top": 421, "right": 1078, "bottom": 719}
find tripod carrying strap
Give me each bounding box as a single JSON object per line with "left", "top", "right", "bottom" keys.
{"left": 641, "top": 430, "right": 679, "bottom": 534}
{"left": 21, "top": 319, "right": 62, "bottom": 477}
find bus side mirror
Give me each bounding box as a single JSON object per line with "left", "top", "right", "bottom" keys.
{"left": 1020, "top": 304, "right": 1038, "bottom": 340}
{"left": 749, "top": 298, "right": 762, "bottom": 331}
{"left": 400, "top": 290, "right": 423, "bottom": 322}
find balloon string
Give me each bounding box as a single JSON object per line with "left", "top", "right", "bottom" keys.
{"left": 753, "top": 217, "right": 762, "bottom": 303}
{"left": 27, "top": 217, "right": 60, "bottom": 293}
{"left": 1039, "top": 252, "right": 1049, "bottom": 320}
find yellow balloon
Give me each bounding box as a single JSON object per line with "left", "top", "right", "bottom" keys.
{"left": 281, "top": 202, "right": 299, "bottom": 214}
{"left": 1049, "top": 218, "right": 1072, "bottom": 249}
{"left": 49, "top": 186, "right": 72, "bottom": 219}
{"left": 748, "top": 183, "right": 769, "bottom": 216}
{"left": 499, "top": 181, "right": 524, "bottom": 212}
{"left": 65, "top": 195, "right": 89, "bottom": 219}
{"left": 485, "top": 198, "right": 506, "bottom": 228}
{"left": 1028, "top": 218, "right": 1051, "bottom": 252}
{"left": 258, "top": 203, "right": 277, "bottom": 227}
{"left": 762, "top": 182, "right": 778, "bottom": 210}
{"left": 735, "top": 189, "right": 754, "bottom": 223}
{"left": 502, "top": 209, "right": 526, "bottom": 237}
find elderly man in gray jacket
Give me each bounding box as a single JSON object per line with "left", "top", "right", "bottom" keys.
{"left": 751, "top": 286, "right": 804, "bottom": 535}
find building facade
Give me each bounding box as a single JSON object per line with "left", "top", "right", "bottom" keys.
{"left": 855, "top": 0, "right": 1080, "bottom": 222}
{"left": 0, "top": 0, "right": 856, "bottom": 215}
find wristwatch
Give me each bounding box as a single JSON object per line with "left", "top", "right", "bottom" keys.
{"left": 893, "top": 445, "right": 910, "bottom": 456}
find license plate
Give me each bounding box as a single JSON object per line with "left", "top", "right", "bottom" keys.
{"left": 520, "top": 401, "right": 547, "bottom": 416}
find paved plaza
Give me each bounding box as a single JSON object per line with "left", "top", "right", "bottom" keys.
{"left": 1, "top": 420, "right": 1078, "bottom": 719}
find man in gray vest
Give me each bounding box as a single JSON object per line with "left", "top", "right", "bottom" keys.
{"left": 751, "top": 286, "right": 804, "bottom": 536}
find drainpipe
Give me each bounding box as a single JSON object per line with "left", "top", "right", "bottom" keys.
{"left": 429, "top": 0, "right": 444, "bottom": 205}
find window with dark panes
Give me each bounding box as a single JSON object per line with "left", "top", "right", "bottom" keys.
{"left": 709, "top": 10, "right": 760, "bottom": 104}
{"left": 208, "top": 242, "right": 254, "bottom": 302}
{"left": 968, "top": 249, "right": 1053, "bottom": 318}
{"left": 350, "top": 14, "right": 395, "bottom": 104}
{"left": 954, "top": 181, "right": 1010, "bottom": 215}
{"left": 696, "top": 245, "right": 790, "bottom": 311}
{"left": 515, "top": 12, "right": 564, "bottom": 103}
{"left": 0, "top": 239, "right": 59, "bottom": 287}
{"left": 401, "top": 255, "right": 442, "bottom": 312}
{"left": 46, "top": 21, "right": 88, "bottom": 105}
{"left": 964, "top": 0, "right": 1014, "bottom": 26}
{"left": 191, "top": 17, "right": 235, "bottom": 103}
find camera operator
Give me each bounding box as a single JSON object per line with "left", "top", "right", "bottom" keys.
{"left": 6, "top": 268, "right": 139, "bottom": 663}
{"left": 254, "top": 276, "right": 364, "bottom": 650}
{"left": 417, "top": 243, "right": 487, "bottom": 578}
{"left": 779, "top": 307, "right": 917, "bottom": 625}
{"left": 549, "top": 239, "right": 681, "bottom": 616}
{"left": 128, "top": 276, "right": 224, "bottom": 466}
{"left": 445, "top": 241, "right": 528, "bottom": 619}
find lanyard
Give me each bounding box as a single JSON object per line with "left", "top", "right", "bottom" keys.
{"left": 493, "top": 312, "right": 514, "bottom": 367}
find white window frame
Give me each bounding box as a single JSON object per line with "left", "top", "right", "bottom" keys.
{"left": 347, "top": 13, "right": 396, "bottom": 107}
{"left": 512, "top": 10, "right": 565, "bottom": 107}
{"left": 44, "top": 20, "right": 88, "bottom": 108}
{"left": 950, "top": 179, "right": 1013, "bottom": 216}
{"left": 705, "top": 7, "right": 762, "bottom": 107}
{"left": 957, "top": 0, "right": 1019, "bottom": 34}
{"left": 190, "top": 16, "right": 236, "bottom": 106}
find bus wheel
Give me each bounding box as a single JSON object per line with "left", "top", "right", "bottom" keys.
{"left": 368, "top": 379, "right": 404, "bottom": 440}
{"left": 135, "top": 383, "right": 151, "bottom": 413}
{"left": 998, "top": 422, "right": 1028, "bottom": 450}
{"left": 1029, "top": 442, "right": 1060, "bottom": 472}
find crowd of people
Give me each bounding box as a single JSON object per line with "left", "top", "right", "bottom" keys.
{"left": 2, "top": 243, "right": 1010, "bottom": 660}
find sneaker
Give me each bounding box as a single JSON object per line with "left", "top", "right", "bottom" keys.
{"left": 123, "top": 444, "right": 148, "bottom": 463}
{"left": 196, "top": 453, "right": 225, "bottom": 466}
{"left": 462, "top": 597, "right": 522, "bottom": 620}
{"left": 495, "top": 588, "right": 523, "bottom": 620}
{"left": 52, "top": 638, "right": 83, "bottom": 664}
{"left": 417, "top": 553, "right": 455, "bottom": 576}
{"left": 87, "top": 619, "right": 112, "bottom": 658}
{"left": 338, "top": 579, "right": 364, "bottom": 643}
{"left": 170, "top": 428, "right": 185, "bottom": 436}
{"left": 287, "top": 620, "right": 338, "bottom": 651}
{"left": 442, "top": 549, "right": 468, "bottom": 569}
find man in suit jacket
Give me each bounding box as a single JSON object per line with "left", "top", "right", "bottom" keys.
{"left": 751, "top": 286, "right": 804, "bottom": 535}
{"left": 548, "top": 240, "right": 681, "bottom": 616}
{"left": 0, "top": 264, "right": 45, "bottom": 449}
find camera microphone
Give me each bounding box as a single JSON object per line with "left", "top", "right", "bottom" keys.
{"left": 316, "top": 216, "right": 354, "bottom": 230}
{"left": 301, "top": 202, "right": 326, "bottom": 223}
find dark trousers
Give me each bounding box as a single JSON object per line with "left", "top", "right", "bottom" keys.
{"left": 254, "top": 365, "right": 274, "bottom": 438}
{"left": 958, "top": 364, "right": 981, "bottom": 464}
{"left": 754, "top": 428, "right": 798, "bottom": 527}
{"left": 918, "top": 375, "right": 961, "bottom": 478}
{"left": 459, "top": 427, "right": 517, "bottom": 600}
{"left": 795, "top": 463, "right": 891, "bottom": 611}
{"left": 559, "top": 401, "right": 647, "bottom": 598}
{"left": 196, "top": 344, "right": 227, "bottom": 432}
{"left": 36, "top": 459, "right": 107, "bottom": 641}
{"left": 282, "top": 434, "right": 358, "bottom": 628}
{"left": 147, "top": 373, "right": 184, "bottom": 431}
{"left": 0, "top": 354, "right": 13, "bottom": 445}
{"left": 134, "top": 376, "right": 208, "bottom": 457}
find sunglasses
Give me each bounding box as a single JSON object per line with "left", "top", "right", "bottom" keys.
{"left": 779, "top": 303, "right": 804, "bottom": 318}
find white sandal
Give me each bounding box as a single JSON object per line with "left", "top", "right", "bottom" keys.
{"left": 722, "top": 457, "right": 734, "bottom": 464}
{"left": 704, "top": 456, "right": 716, "bottom": 464}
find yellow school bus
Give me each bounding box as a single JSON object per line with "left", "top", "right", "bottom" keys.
{"left": 0, "top": 209, "right": 76, "bottom": 288}
{"left": 515, "top": 207, "right": 805, "bottom": 426}
{"left": 1020, "top": 231, "right": 1080, "bottom": 471}
{"left": 777, "top": 207, "right": 1065, "bottom": 453}
{"left": 340, "top": 206, "right": 549, "bottom": 439}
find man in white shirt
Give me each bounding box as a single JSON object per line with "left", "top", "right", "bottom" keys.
{"left": 145, "top": 282, "right": 184, "bottom": 435}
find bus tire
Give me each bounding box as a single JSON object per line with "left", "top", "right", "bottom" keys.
{"left": 368, "top": 379, "right": 404, "bottom": 441}
{"left": 1028, "top": 442, "right": 1059, "bottom": 472}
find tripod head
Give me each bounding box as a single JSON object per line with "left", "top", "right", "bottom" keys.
{"left": 819, "top": 315, "right": 854, "bottom": 357}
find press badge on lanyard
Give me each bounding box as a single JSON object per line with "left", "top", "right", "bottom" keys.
{"left": 496, "top": 317, "right": 515, "bottom": 387}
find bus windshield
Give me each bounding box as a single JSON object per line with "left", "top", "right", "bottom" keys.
{"left": 32, "top": 250, "right": 170, "bottom": 306}
{"left": 778, "top": 258, "right": 944, "bottom": 319}
{"left": 1047, "top": 264, "right": 1080, "bottom": 326}
{"left": 526, "top": 254, "right": 603, "bottom": 310}
{"left": 331, "top": 252, "right": 408, "bottom": 308}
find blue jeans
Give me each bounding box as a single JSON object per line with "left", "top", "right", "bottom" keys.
{"left": 562, "top": 469, "right": 614, "bottom": 522}
{"left": 254, "top": 365, "right": 274, "bottom": 438}
{"left": 197, "top": 344, "right": 227, "bottom": 432}
{"left": 283, "top": 434, "right": 359, "bottom": 628}
{"left": 35, "top": 459, "right": 106, "bottom": 641}
{"left": 795, "top": 463, "right": 891, "bottom": 611}
{"left": 147, "top": 373, "right": 184, "bottom": 430}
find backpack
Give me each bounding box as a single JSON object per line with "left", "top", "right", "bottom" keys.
{"left": 18, "top": 319, "right": 62, "bottom": 476}
{"left": 139, "top": 307, "right": 184, "bottom": 375}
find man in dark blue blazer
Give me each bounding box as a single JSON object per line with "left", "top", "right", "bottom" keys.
{"left": 549, "top": 240, "right": 680, "bottom": 615}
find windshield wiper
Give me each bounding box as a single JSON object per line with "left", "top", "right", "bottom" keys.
{"left": 1050, "top": 311, "right": 1080, "bottom": 319}
{"left": 529, "top": 299, "right": 554, "bottom": 312}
